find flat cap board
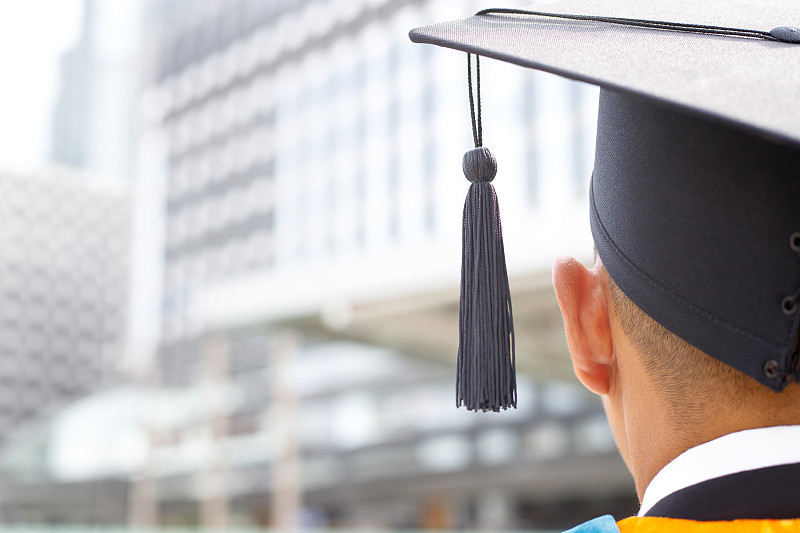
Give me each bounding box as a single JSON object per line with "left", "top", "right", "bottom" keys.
{"left": 409, "top": 0, "right": 800, "bottom": 149}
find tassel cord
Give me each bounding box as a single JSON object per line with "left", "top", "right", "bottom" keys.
{"left": 495, "top": 202, "right": 517, "bottom": 405}
{"left": 467, "top": 54, "right": 482, "bottom": 148}
{"left": 471, "top": 185, "right": 488, "bottom": 406}
{"left": 488, "top": 185, "right": 515, "bottom": 406}
{"left": 474, "top": 8, "right": 776, "bottom": 41}
{"left": 459, "top": 201, "right": 469, "bottom": 407}
{"left": 471, "top": 184, "right": 489, "bottom": 408}
{"left": 478, "top": 186, "right": 497, "bottom": 406}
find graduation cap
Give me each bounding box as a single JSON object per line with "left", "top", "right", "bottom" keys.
{"left": 409, "top": 0, "right": 800, "bottom": 411}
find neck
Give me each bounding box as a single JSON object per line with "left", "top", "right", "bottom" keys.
{"left": 623, "top": 380, "right": 800, "bottom": 501}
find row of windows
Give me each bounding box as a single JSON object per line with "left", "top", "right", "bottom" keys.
{"left": 0, "top": 263, "right": 128, "bottom": 295}
{"left": 0, "top": 373, "right": 105, "bottom": 400}
{"left": 2, "top": 197, "right": 128, "bottom": 226}
{"left": 166, "top": 210, "right": 274, "bottom": 260}
{"left": 274, "top": 40, "right": 428, "bottom": 152}
{"left": 161, "top": 86, "right": 594, "bottom": 275}
{"left": 160, "top": 0, "right": 302, "bottom": 87}
{"left": 0, "top": 305, "right": 122, "bottom": 327}
{"left": 156, "top": 333, "right": 270, "bottom": 383}
{"left": 1, "top": 207, "right": 128, "bottom": 240}
{"left": 160, "top": 0, "right": 399, "bottom": 114}
{"left": 156, "top": 330, "right": 273, "bottom": 388}
{"left": 166, "top": 179, "right": 274, "bottom": 250}
{"left": 0, "top": 344, "right": 106, "bottom": 361}
{"left": 264, "top": 31, "right": 437, "bottom": 262}
{"left": 0, "top": 323, "right": 123, "bottom": 348}
{"left": 0, "top": 262, "right": 123, "bottom": 283}
{"left": 167, "top": 125, "right": 275, "bottom": 203}
{"left": 272, "top": 125, "right": 438, "bottom": 265}
{"left": 162, "top": 27, "right": 424, "bottom": 181}
{"left": 0, "top": 225, "right": 127, "bottom": 247}
{"left": 0, "top": 369, "right": 101, "bottom": 386}
{"left": 0, "top": 240, "right": 129, "bottom": 271}
{"left": 166, "top": 79, "right": 276, "bottom": 158}
{"left": 0, "top": 303, "right": 125, "bottom": 332}
{"left": 168, "top": 160, "right": 274, "bottom": 214}
{"left": 0, "top": 286, "right": 124, "bottom": 309}
{"left": 0, "top": 177, "right": 128, "bottom": 214}
{"left": 163, "top": 229, "right": 274, "bottom": 294}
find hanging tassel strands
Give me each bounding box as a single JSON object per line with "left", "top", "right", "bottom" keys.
{"left": 456, "top": 54, "right": 517, "bottom": 412}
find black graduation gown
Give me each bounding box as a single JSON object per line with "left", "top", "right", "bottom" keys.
{"left": 645, "top": 462, "right": 800, "bottom": 520}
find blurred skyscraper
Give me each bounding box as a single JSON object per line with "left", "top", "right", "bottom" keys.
{"left": 50, "top": 1, "right": 95, "bottom": 170}
{"left": 0, "top": 169, "right": 130, "bottom": 444}
{"left": 50, "top": 0, "right": 142, "bottom": 181}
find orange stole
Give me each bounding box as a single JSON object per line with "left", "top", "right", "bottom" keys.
{"left": 618, "top": 516, "right": 800, "bottom": 532}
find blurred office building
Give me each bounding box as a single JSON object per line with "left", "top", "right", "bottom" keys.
{"left": 0, "top": 169, "right": 131, "bottom": 444}
{"left": 137, "top": 0, "right": 638, "bottom": 529}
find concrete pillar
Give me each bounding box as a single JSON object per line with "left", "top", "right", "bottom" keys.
{"left": 271, "top": 330, "right": 301, "bottom": 529}
{"left": 200, "top": 334, "right": 230, "bottom": 529}
{"left": 127, "top": 362, "right": 159, "bottom": 527}
{"left": 476, "top": 489, "right": 513, "bottom": 529}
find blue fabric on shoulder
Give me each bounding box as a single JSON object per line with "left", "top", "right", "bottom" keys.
{"left": 562, "top": 515, "right": 620, "bottom": 533}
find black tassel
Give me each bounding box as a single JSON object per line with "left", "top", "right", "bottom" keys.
{"left": 457, "top": 54, "right": 516, "bottom": 412}
{"left": 457, "top": 147, "right": 517, "bottom": 412}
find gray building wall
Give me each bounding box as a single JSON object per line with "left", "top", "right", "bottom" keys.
{"left": 0, "top": 170, "right": 130, "bottom": 442}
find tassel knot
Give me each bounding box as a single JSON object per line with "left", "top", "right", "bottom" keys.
{"left": 463, "top": 147, "right": 497, "bottom": 183}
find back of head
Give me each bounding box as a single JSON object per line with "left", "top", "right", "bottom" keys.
{"left": 592, "top": 89, "right": 800, "bottom": 396}
{"left": 603, "top": 265, "right": 800, "bottom": 430}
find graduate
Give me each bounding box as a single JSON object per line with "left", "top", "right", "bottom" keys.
{"left": 411, "top": 0, "right": 800, "bottom": 530}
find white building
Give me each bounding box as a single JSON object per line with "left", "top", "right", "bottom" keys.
{"left": 147, "top": 0, "right": 598, "bottom": 383}
{"left": 136, "top": 0, "right": 632, "bottom": 529}
{"left": 0, "top": 168, "right": 130, "bottom": 443}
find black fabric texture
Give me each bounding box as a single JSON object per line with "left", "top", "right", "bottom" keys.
{"left": 591, "top": 89, "right": 800, "bottom": 390}
{"left": 645, "top": 462, "right": 800, "bottom": 520}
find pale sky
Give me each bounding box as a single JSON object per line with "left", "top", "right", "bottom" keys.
{"left": 0, "top": 0, "right": 82, "bottom": 172}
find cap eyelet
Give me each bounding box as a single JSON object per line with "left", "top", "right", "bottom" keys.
{"left": 781, "top": 296, "right": 798, "bottom": 315}
{"left": 764, "top": 359, "right": 781, "bottom": 379}
{"left": 791, "top": 232, "right": 800, "bottom": 252}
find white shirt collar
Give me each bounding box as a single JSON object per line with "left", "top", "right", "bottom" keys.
{"left": 638, "top": 425, "right": 800, "bottom": 517}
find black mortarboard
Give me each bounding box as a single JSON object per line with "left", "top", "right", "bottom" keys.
{"left": 410, "top": 0, "right": 800, "bottom": 402}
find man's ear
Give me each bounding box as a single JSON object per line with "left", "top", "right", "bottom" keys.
{"left": 552, "top": 255, "right": 615, "bottom": 396}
